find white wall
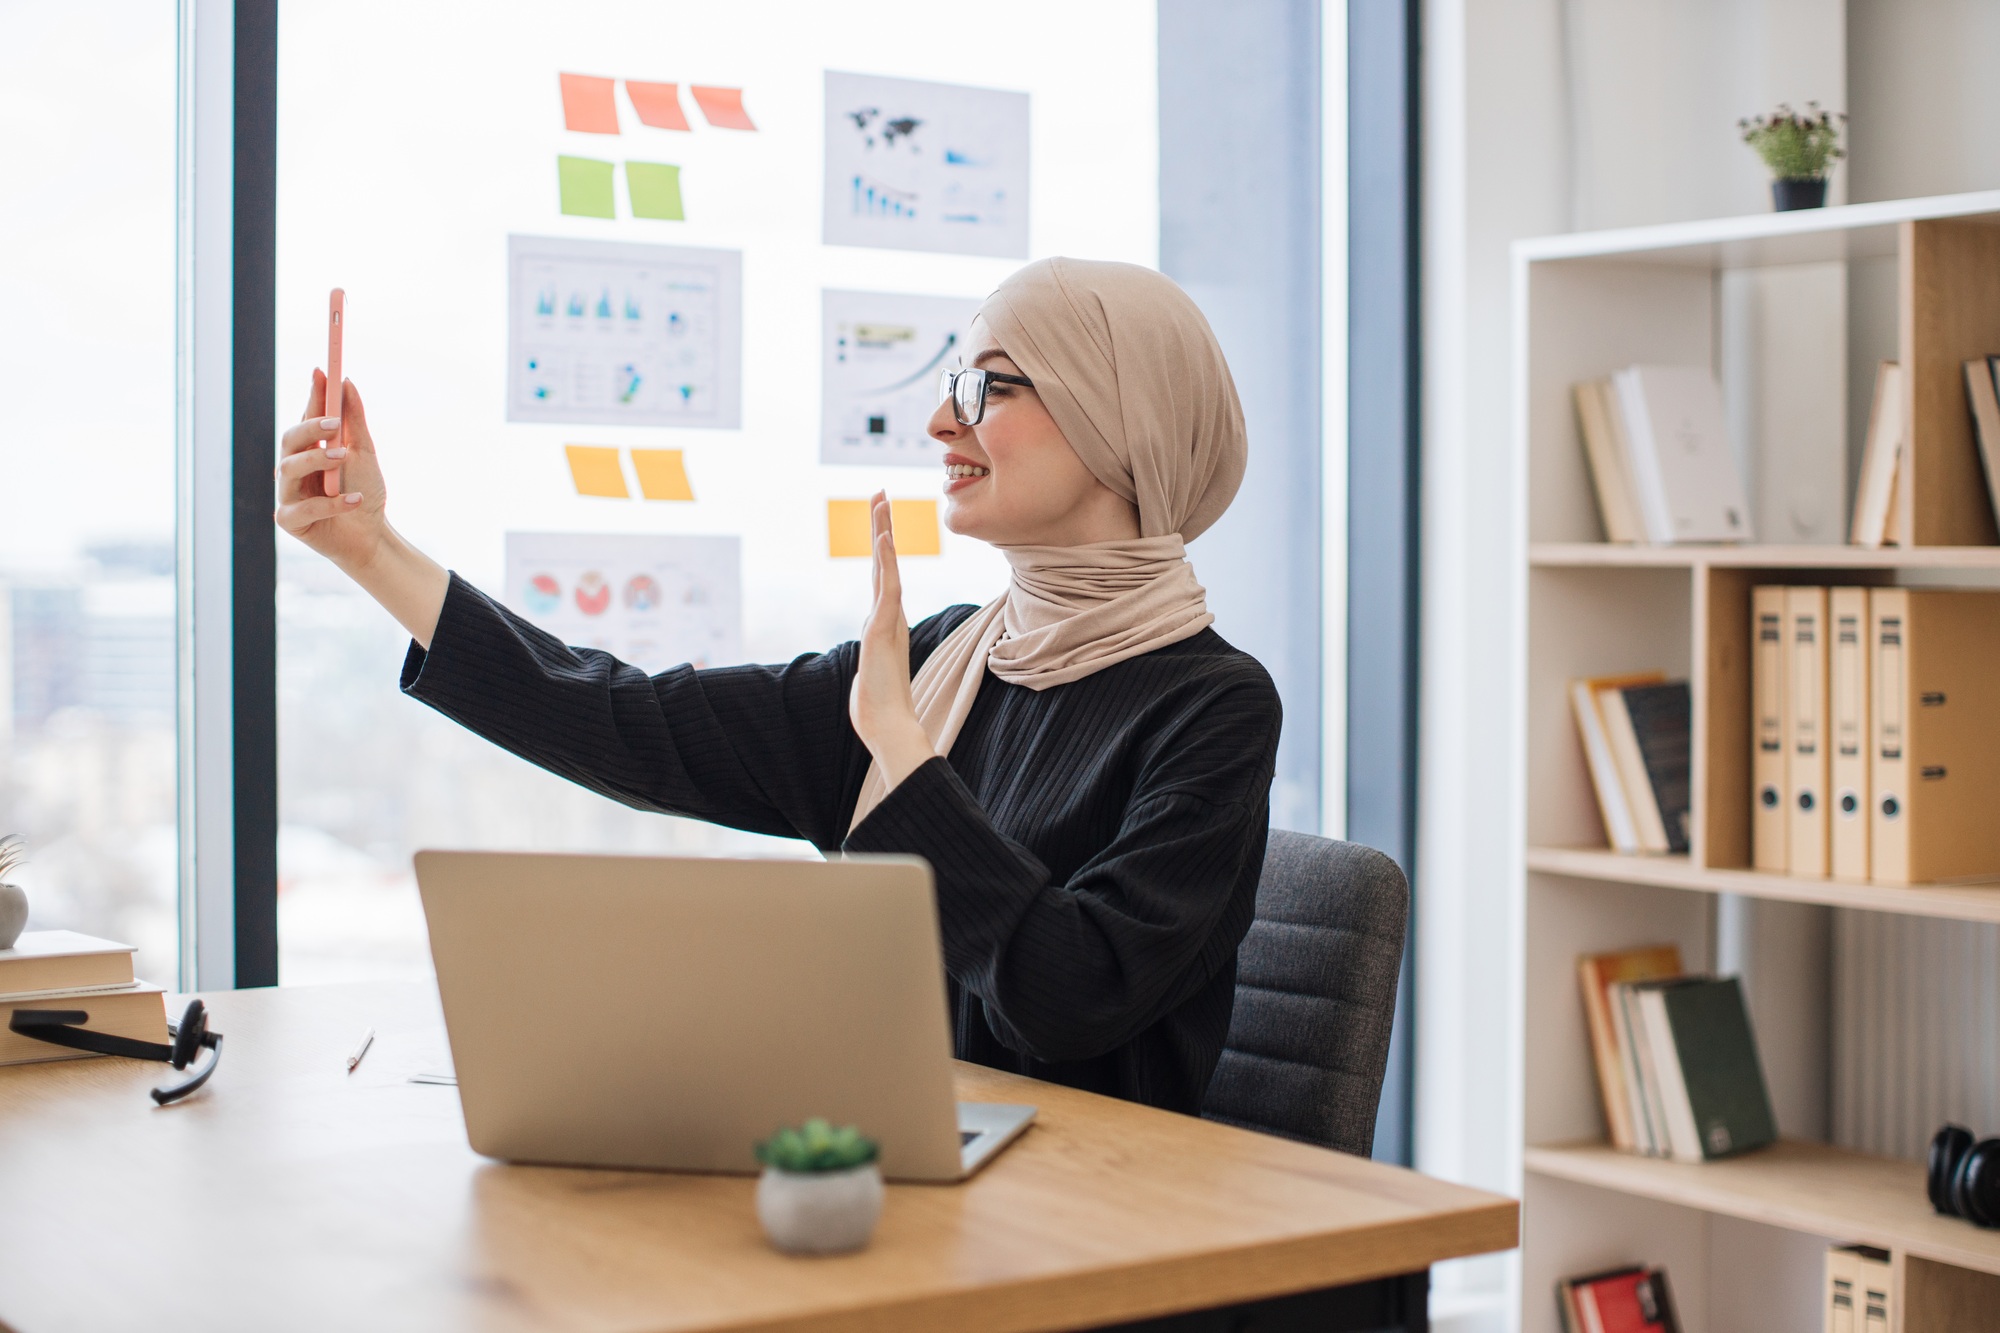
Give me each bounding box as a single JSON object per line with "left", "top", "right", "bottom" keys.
{"left": 1417, "top": 2, "right": 1845, "bottom": 1327}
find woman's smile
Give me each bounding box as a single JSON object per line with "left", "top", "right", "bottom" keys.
{"left": 942, "top": 451, "right": 991, "bottom": 493}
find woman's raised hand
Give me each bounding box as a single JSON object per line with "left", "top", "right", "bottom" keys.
{"left": 275, "top": 370, "right": 388, "bottom": 571}
{"left": 273, "top": 369, "right": 450, "bottom": 648}
{"left": 849, "top": 491, "right": 936, "bottom": 790}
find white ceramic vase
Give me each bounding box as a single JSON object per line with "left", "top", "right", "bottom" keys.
{"left": 755, "top": 1163, "right": 884, "bottom": 1255}
{"left": 0, "top": 882, "right": 26, "bottom": 950}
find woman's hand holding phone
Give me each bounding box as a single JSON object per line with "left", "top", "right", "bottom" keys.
{"left": 276, "top": 368, "right": 385, "bottom": 567}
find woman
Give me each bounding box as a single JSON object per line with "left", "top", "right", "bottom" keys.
{"left": 275, "top": 258, "right": 1281, "bottom": 1115}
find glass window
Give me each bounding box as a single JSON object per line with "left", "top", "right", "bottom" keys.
{"left": 0, "top": 5, "right": 181, "bottom": 985}
{"left": 274, "top": 2, "right": 1161, "bottom": 983}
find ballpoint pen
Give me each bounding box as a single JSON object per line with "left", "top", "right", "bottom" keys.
{"left": 346, "top": 1026, "right": 375, "bottom": 1073}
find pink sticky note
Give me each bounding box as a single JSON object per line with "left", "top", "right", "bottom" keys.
{"left": 559, "top": 73, "right": 619, "bottom": 134}
{"left": 625, "top": 80, "right": 691, "bottom": 131}
{"left": 689, "top": 86, "right": 757, "bottom": 131}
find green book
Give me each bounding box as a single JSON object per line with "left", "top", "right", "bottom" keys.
{"left": 1635, "top": 976, "right": 1776, "bottom": 1162}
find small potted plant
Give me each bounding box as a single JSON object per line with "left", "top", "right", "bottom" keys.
{"left": 1739, "top": 102, "right": 1845, "bottom": 211}
{"left": 753, "top": 1119, "right": 884, "bottom": 1255}
{"left": 0, "top": 836, "right": 27, "bottom": 949}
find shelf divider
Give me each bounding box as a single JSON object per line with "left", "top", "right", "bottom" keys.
{"left": 1527, "top": 844, "right": 2000, "bottom": 924}
{"left": 1525, "top": 1140, "right": 2000, "bottom": 1279}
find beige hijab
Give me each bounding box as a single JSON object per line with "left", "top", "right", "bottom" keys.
{"left": 849, "top": 257, "right": 1247, "bottom": 830}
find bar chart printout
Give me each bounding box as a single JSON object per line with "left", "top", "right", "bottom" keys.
{"left": 506, "top": 235, "right": 742, "bottom": 429}
{"left": 822, "top": 71, "right": 1029, "bottom": 258}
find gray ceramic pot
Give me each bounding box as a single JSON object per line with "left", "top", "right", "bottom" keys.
{"left": 754, "top": 1163, "right": 884, "bottom": 1254}
{"left": 0, "top": 882, "right": 26, "bottom": 950}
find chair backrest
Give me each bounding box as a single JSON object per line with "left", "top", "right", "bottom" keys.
{"left": 1200, "top": 829, "right": 1409, "bottom": 1157}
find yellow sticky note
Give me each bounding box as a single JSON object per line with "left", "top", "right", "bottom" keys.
{"left": 890, "top": 499, "right": 941, "bottom": 555}
{"left": 827, "top": 499, "right": 872, "bottom": 557}
{"left": 630, "top": 448, "right": 693, "bottom": 500}
{"left": 565, "top": 444, "right": 629, "bottom": 498}
{"left": 827, "top": 498, "right": 942, "bottom": 558}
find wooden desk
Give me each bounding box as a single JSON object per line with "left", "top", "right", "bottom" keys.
{"left": 0, "top": 982, "right": 1514, "bottom": 1333}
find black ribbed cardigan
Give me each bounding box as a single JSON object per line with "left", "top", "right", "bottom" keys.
{"left": 401, "top": 574, "right": 1282, "bottom": 1114}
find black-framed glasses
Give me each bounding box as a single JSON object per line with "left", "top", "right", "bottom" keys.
{"left": 939, "top": 366, "right": 1033, "bottom": 426}
{"left": 10, "top": 998, "right": 224, "bottom": 1105}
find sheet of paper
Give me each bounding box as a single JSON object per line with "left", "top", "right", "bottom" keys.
{"left": 823, "top": 71, "right": 1029, "bottom": 258}
{"left": 826, "top": 499, "right": 941, "bottom": 557}
{"left": 624, "top": 80, "right": 690, "bottom": 131}
{"left": 557, "top": 156, "right": 616, "bottom": 218}
{"left": 821, "top": 289, "right": 981, "bottom": 468}
{"left": 630, "top": 448, "right": 694, "bottom": 500}
{"left": 689, "top": 85, "right": 757, "bottom": 131}
{"left": 564, "top": 444, "right": 630, "bottom": 497}
{"left": 625, "top": 161, "right": 685, "bottom": 221}
{"left": 507, "top": 234, "right": 742, "bottom": 429}
{"left": 505, "top": 532, "right": 742, "bottom": 671}
{"left": 559, "top": 73, "right": 620, "bottom": 134}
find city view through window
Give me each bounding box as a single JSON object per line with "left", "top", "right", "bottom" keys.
{"left": 0, "top": 7, "right": 180, "bottom": 986}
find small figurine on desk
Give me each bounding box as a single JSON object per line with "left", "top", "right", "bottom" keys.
{"left": 754, "top": 1119, "right": 884, "bottom": 1255}
{"left": 0, "top": 835, "right": 28, "bottom": 949}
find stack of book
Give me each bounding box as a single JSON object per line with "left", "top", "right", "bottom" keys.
{"left": 1571, "top": 674, "right": 1691, "bottom": 856}
{"left": 1752, "top": 585, "right": 2000, "bottom": 885}
{"left": 1578, "top": 946, "right": 1777, "bottom": 1161}
{"left": 0, "top": 931, "right": 167, "bottom": 1065}
{"left": 1557, "top": 1264, "right": 1680, "bottom": 1333}
{"left": 1572, "top": 365, "right": 1753, "bottom": 545}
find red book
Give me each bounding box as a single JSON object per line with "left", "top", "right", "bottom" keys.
{"left": 1560, "top": 1267, "right": 1679, "bottom": 1333}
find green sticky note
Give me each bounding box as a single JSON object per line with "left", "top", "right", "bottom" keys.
{"left": 626, "top": 161, "right": 685, "bottom": 221}
{"left": 557, "top": 155, "right": 616, "bottom": 218}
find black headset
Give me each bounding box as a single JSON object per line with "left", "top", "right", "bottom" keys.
{"left": 1928, "top": 1124, "right": 2000, "bottom": 1228}
{"left": 8, "top": 999, "right": 223, "bottom": 1105}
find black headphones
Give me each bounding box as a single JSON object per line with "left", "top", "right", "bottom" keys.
{"left": 8, "top": 999, "right": 223, "bottom": 1105}
{"left": 1928, "top": 1124, "right": 2000, "bottom": 1227}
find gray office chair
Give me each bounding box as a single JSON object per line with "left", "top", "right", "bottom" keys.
{"left": 1201, "top": 829, "right": 1409, "bottom": 1158}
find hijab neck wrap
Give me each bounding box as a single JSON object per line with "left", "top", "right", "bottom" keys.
{"left": 849, "top": 258, "right": 1247, "bottom": 831}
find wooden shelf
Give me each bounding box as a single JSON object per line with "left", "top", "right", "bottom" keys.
{"left": 1526, "top": 845, "right": 2000, "bottom": 924}
{"left": 1529, "top": 543, "right": 2000, "bottom": 570}
{"left": 1525, "top": 1140, "right": 2000, "bottom": 1279}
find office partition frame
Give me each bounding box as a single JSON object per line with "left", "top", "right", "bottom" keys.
{"left": 1348, "top": 0, "right": 1421, "bottom": 1167}
{"left": 176, "top": 0, "right": 278, "bottom": 990}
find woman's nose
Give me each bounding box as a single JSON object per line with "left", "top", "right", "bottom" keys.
{"left": 927, "top": 395, "right": 962, "bottom": 443}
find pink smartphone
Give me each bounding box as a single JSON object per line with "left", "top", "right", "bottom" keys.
{"left": 324, "top": 288, "right": 346, "bottom": 499}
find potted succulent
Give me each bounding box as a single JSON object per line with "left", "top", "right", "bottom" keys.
{"left": 0, "top": 836, "right": 26, "bottom": 949}
{"left": 1739, "top": 102, "right": 1845, "bottom": 211}
{"left": 753, "top": 1119, "right": 884, "bottom": 1255}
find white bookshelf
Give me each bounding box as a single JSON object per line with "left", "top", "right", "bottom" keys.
{"left": 1512, "top": 190, "right": 2000, "bottom": 1331}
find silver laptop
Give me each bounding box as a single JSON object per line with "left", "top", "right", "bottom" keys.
{"left": 413, "top": 850, "right": 1034, "bottom": 1182}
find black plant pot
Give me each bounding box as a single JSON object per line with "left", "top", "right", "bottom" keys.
{"left": 1772, "top": 178, "right": 1828, "bottom": 211}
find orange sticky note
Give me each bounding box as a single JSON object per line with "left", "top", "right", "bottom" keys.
{"left": 689, "top": 85, "right": 757, "bottom": 131}
{"left": 559, "top": 73, "right": 620, "bottom": 134}
{"left": 630, "top": 448, "right": 693, "bottom": 500}
{"left": 625, "top": 80, "right": 691, "bottom": 131}
{"left": 828, "top": 498, "right": 941, "bottom": 557}
{"left": 827, "top": 500, "right": 872, "bottom": 557}
{"left": 889, "top": 499, "right": 942, "bottom": 555}
{"left": 565, "top": 445, "right": 629, "bottom": 498}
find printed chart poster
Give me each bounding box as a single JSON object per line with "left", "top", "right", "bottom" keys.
{"left": 504, "top": 532, "right": 743, "bottom": 672}
{"left": 823, "top": 71, "right": 1029, "bottom": 259}
{"left": 821, "top": 289, "right": 982, "bottom": 467}
{"left": 506, "top": 235, "right": 742, "bottom": 429}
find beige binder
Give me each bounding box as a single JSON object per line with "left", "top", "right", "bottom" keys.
{"left": 1870, "top": 588, "right": 2000, "bottom": 884}
{"left": 1752, "top": 585, "right": 1789, "bottom": 872}
{"left": 1786, "top": 587, "right": 1829, "bottom": 878}
{"left": 1829, "top": 587, "right": 1871, "bottom": 881}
